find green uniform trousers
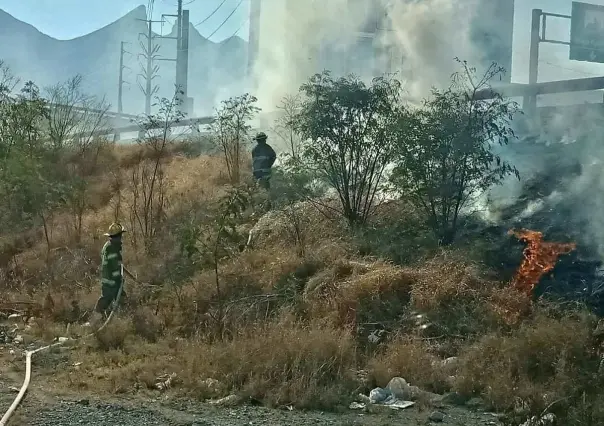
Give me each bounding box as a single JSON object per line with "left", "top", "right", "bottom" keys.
{"left": 95, "top": 282, "right": 126, "bottom": 316}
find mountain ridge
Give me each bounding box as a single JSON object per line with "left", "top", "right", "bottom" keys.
{"left": 0, "top": 5, "right": 248, "bottom": 115}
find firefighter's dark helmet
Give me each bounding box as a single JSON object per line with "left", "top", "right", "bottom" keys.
{"left": 253, "top": 132, "right": 267, "bottom": 141}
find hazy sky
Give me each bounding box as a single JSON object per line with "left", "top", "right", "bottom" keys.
{"left": 0, "top": 0, "right": 250, "bottom": 42}
{"left": 2, "top": 0, "right": 604, "bottom": 83}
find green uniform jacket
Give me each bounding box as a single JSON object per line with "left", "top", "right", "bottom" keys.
{"left": 101, "top": 240, "right": 123, "bottom": 287}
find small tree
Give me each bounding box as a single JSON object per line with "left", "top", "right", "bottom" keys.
{"left": 0, "top": 79, "right": 59, "bottom": 244}
{"left": 0, "top": 60, "right": 18, "bottom": 95}
{"left": 390, "top": 60, "right": 520, "bottom": 245}
{"left": 0, "top": 81, "right": 49, "bottom": 161}
{"left": 179, "top": 185, "right": 251, "bottom": 339}
{"left": 293, "top": 71, "right": 401, "bottom": 227}
{"left": 273, "top": 94, "right": 303, "bottom": 159}
{"left": 208, "top": 93, "right": 260, "bottom": 183}
{"left": 42, "top": 75, "right": 111, "bottom": 242}
{"left": 128, "top": 92, "right": 184, "bottom": 252}
{"left": 45, "top": 75, "right": 109, "bottom": 152}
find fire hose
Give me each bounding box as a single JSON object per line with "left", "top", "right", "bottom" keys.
{"left": 0, "top": 268, "right": 126, "bottom": 426}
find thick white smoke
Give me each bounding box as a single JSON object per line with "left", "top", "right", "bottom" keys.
{"left": 250, "top": 0, "right": 369, "bottom": 111}
{"left": 250, "top": 0, "right": 503, "bottom": 108}
{"left": 387, "top": 0, "right": 483, "bottom": 100}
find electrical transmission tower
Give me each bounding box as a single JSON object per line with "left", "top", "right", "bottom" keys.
{"left": 118, "top": 41, "right": 132, "bottom": 114}
{"left": 136, "top": 18, "right": 163, "bottom": 115}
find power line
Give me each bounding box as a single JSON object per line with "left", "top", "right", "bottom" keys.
{"left": 205, "top": 0, "right": 244, "bottom": 39}
{"left": 163, "top": 0, "right": 196, "bottom": 4}
{"left": 194, "top": 0, "right": 228, "bottom": 26}
{"left": 228, "top": 18, "right": 248, "bottom": 39}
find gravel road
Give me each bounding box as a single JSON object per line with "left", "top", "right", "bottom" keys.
{"left": 12, "top": 397, "right": 504, "bottom": 426}
{"left": 26, "top": 401, "right": 177, "bottom": 426}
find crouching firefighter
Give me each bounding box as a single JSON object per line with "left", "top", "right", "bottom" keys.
{"left": 251, "top": 131, "right": 276, "bottom": 190}
{"left": 95, "top": 223, "right": 136, "bottom": 318}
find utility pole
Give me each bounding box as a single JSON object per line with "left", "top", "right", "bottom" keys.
{"left": 176, "top": 0, "right": 183, "bottom": 65}
{"left": 137, "top": 18, "right": 162, "bottom": 115}
{"left": 162, "top": 0, "right": 190, "bottom": 114}
{"left": 248, "top": 0, "right": 261, "bottom": 89}
{"left": 179, "top": 9, "right": 190, "bottom": 113}
{"left": 524, "top": 8, "right": 542, "bottom": 115}
{"left": 173, "top": 0, "right": 185, "bottom": 108}
{"left": 115, "top": 41, "right": 131, "bottom": 142}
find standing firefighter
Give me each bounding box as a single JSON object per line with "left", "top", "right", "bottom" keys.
{"left": 95, "top": 223, "right": 135, "bottom": 318}
{"left": 251, "top": 131, "right": 276, "bottom": 189}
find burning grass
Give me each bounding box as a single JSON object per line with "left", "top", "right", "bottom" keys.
{"left": 509, "top": 228, "right": 576, "bottom": 296}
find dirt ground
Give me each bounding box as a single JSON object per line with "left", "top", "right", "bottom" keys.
{"left": 0, "top": 360, "right": 504, "bottom": 425}
{"left": 0, "top": 390, "right": 504, "bottom": 426}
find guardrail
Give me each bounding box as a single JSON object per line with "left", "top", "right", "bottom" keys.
{"left": 475, "top": 76, "right": 604, "bottom": 102}
{"left": 71, "top": 116, "right": 215, "bottom": 140}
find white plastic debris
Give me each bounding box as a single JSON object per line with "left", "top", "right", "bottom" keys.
{"left": 57, "top": 337, "right": 69, "bottom": 343}
{"left": 349, "top": 402, "right": 366, "bottom": 409}
{"left": 520, "top": 413, "right": 556, "bottom": 426}
{"left": 369, "top": 387, "right": 390, "bottom": 403}
{"left": 155, "top": 373, "right": 177, "bottom": 390}
{"left": 199, "top": 378, "right": 223, "bottom": 394}
{"left": 367, "top": 329, "right": 386, "bottom": 344}
{"left": 208, "top": 394, "right": 242, "bottom": 406}
{"left": 7, "top": 314, "right": 22, "bottom": 320}
{"left": 385, "top": 400, "right": 415, "bottom": 409}
{"left": 442, "top": 357, "right": 458, "bottom": 367}
{"left": 363, "top": 384, "right": 415, "bottom": 410}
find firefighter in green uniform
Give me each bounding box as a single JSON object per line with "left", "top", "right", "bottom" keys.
{"left": 95, "top": 223, "right": 135, "bottom": 318}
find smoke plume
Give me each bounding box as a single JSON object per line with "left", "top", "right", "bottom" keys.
{"left": 388, "top": 0, "right": 483, "bottom": 100}
{"left": 251, "top": 0, "right": 501, "bottom": 108}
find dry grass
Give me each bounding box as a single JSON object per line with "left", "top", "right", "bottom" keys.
{"left": 94, "top": 317, "right": 133, "bottom": 351}
{"left": 54, "top": 312, "right": 358, "bottom": 409}
{"left": 367, "top": 337, "right": 449, "bottom": 393}
{"left": 179, "top": 314, "right": 357, "bottom": 408}
{"left": 2, "top": 143, "right": 604, "bottom": 421}
{"left": 407, "top": 252, "right": 526, "bottom": 337}
{"left": 453, "top": 311, "right": 599, "bottom": 412}
{"left": 304, "top": 259, "right": 414, "bottom": 327}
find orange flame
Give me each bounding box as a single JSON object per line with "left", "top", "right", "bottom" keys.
{"left": 509, "top": 229, "right": 576, "bottom": 296}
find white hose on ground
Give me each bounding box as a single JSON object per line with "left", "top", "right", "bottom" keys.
{"left": 0, "top": 276, "right": 125, "bottom": 426}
